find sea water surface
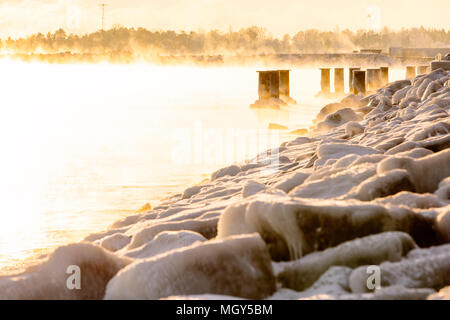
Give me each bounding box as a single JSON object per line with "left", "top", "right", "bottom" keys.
{"left": 0, "top": 61, "right": 404, "bottom": 274}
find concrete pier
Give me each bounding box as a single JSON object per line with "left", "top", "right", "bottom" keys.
{"left": 380, "top": 67, "right": 389, "bottom": 86}
{"left": 251, "top": 70, "right": 293, "bottom": 109}
{"left": 334, "top": 68, "right": 344, "bottom": 93}
{"left": 320, "top": 68, "right": 331, "bottom": 94}
{"left": 367, "top": 68, "right": 381, "bottom": 91}
{"left": 278, "top": 70, "right": 296, "bottom": 104}
{"left": 269, "top": 70, "right": 280, "bottom": 99}
{"left": 257, "top": 71, "right": 271, "bottom": 100}
{"left": 353, "top": 70, "right": 366, "bottom": 96}
{"left": 406, "top": 66, "right": 416, "bottom": 79}
{"left": 349, "top": 68, "right": 360, "bottom": 94}
{"left": 279, "top": 70, "right": 290, "bottom": 97}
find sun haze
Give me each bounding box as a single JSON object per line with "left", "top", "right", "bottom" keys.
{"left": 0, "top": 0, "right": 449, "bottom": 38}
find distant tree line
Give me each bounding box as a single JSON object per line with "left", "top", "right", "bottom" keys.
{"left": 2, "top": 26, "right": 449, "bottom": 56}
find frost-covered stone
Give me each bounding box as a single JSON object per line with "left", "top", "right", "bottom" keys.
{"left": 276, "top": 232, "right": 416, "bottom": 291}
{"left": 218, "top": 194, "right": 439, "bottom": 260}
{"left": 0, "top": 243, "right": 131, "bottom": 299}
{"left": 377, "top": 149, "right": 450, "bottom": 193}
{"left": 104, "top": 234, "right": 276, "bottom": 300}
{"left": 122, "top": 231, "right": 206, "bottom": 259}
{"left": 98, "top": 233, "right": 131, "bottom": 252}
{"left": 349, "top": 245, "right": 450, "bottom": 293}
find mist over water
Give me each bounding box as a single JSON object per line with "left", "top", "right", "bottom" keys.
{"left": 0, "top": 61, "right": 405, "bottom": 274}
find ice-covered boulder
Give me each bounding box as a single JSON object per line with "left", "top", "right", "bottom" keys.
{"left": 242, "top": 180, "right": 267, "bottom": 198}
{"left": 104, "top": 234, "right": 276, "bottom": 300}
{"left": 126, "top": 216, "right": 218, "bottom": 249}
{"left": 122, "top": 230, "right": 206, "bottom": 259}
{"left": 182, "top": 185, "right": 203, "bottom": 199}
{"left": 290, "top": 164, "right": 376, "bottom": 199}
{"left": 373, "top": 191, "right": 446, "bottom": 209}
{"left": 97, "top": 233, "right": 131, "bottom": 252}
{"left": 345, "top": 121, "right": 365, "bottom": 137}
{"left": 314, "top": 142, "right": 380, "bottom": 169}
{"left": 269, "top": 266, "right": 352, "bottom": 299}
{"left": 316, "top": 108, "right": 362, "bottom": 132}
{"left": 0, "top": 243, "right": 131, "bottom": 299}
{"left": 346, "top": 169, "right": 415, "bottom": 201}
{"left": 217, "top": 194, "right": 440, "bottom": 260}
{"left": 377, "top": 149, "right": 450, "bottom": 193}
{"left": 276, "top": 232, "right": 416, "bottom": 291}
{"left": 211, "top": 164, "right": 241, "bottom": 180}
{"left": 349, "top": 244, "right": 450, "bottom": 293}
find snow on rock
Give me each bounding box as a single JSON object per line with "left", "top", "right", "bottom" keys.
{"left": 314, "top": 143, "right": 380, "bottom": 169}
{"left": 349, "top": 244, "right": 450, "bottom": 293}
{"left": 182, "top": 185, "right": 203, "bottom": 199}
{"left": 125, "top": 217, "right": 218, "bottom": 250}
{"left": 316, "top": 108, "right": 362, "bottom": 132}
{"left": 373, "top": 191, "right": 446, "bottom": 209}
{"left": 97, "top": 233, "right": 131, "bottom": 252}
{"left": 211, "top": 164, "right": 241, "bottom": 181}
{"left": 242, "top": 180, "right": 267, "bottom": 198}
{"left": 0, "top": 243, "right": 131, "bottom": 299}
{"left": 271, "top": 171, "right": 310, "bottom": 193}
{"left": 217, "top": 194, "right": 440, "bottom": 260}
{"left": 104, "top": 234, "right": 276, "bottom": 300}
{"left": 345, "top": 169, "right": 415, "bottom": 201}
{"left": 268, "top": 266, "right": 352, "bottom": 299}
{"left": 345, "top": 121, "right": 365, "bottom": 137}
{"left": 122, "top": 230, "right": 206, "bottom": 259}
{"left": 275, "top": 232, "right": 416, "bottom": 291}
{"left": 377, "top": 149, "right": 450, "bottom": 193}
{"left": 289, "top": 164, "right": 377, "bottom": 199}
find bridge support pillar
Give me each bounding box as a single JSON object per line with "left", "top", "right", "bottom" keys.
{"left": 367, "top": 68, "right": 382, "bottom": 91}
{"left": 380, "top": 67, "right": 389, "bottom": 86}
{"left": 353, "top": 70, "right": 366, "bottom": 96}
{"left": 334, "top": 68, "right": 344, "bottom": 94}
{"left": 320, "top": 68, "right": 331, "bottom": 94}
{"left": 349, "top": 68, "right": 360, "bottom": 94}
{"left": 406, "top": 66, "right": 416, "bottom": 79}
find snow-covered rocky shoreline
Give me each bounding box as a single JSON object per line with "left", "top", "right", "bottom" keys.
{"left": 1, "top": 68, "right": 450, "bottom": 300}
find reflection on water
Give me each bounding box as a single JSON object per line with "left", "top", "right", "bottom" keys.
{"left": 0, "top": 61, "right": 404, "bottom": 274}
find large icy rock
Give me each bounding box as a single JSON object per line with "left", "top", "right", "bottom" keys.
{"left": 0, "top": 243, "right": 131, "bottom": 300}
{"left": 122, "top": 230, "right": 206, "bottom": 259}
{"left": 104, "top": 234, "right": 276, "bottom": 300}
{"left": 217, "top": 194, "right": 440, "bottom": 260}
{"left": 276, "top": 232, "right": 416, "bottom": 291}
{"left": 269, "top": 266, "right": 352, "bottom": 299}
{"left": 377, "top": 149, "right": 450, "bottom": 193}
{"left": 349, "top": 244, "right": 450, "bottom": 293}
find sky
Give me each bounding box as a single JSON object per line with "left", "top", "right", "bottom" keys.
{"left": 0, "top": 0, "right": 449, "bottom": 38}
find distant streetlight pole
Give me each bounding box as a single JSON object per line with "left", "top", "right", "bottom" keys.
{"left": 99, "top": 3, "right": 107, "bottom": 31}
